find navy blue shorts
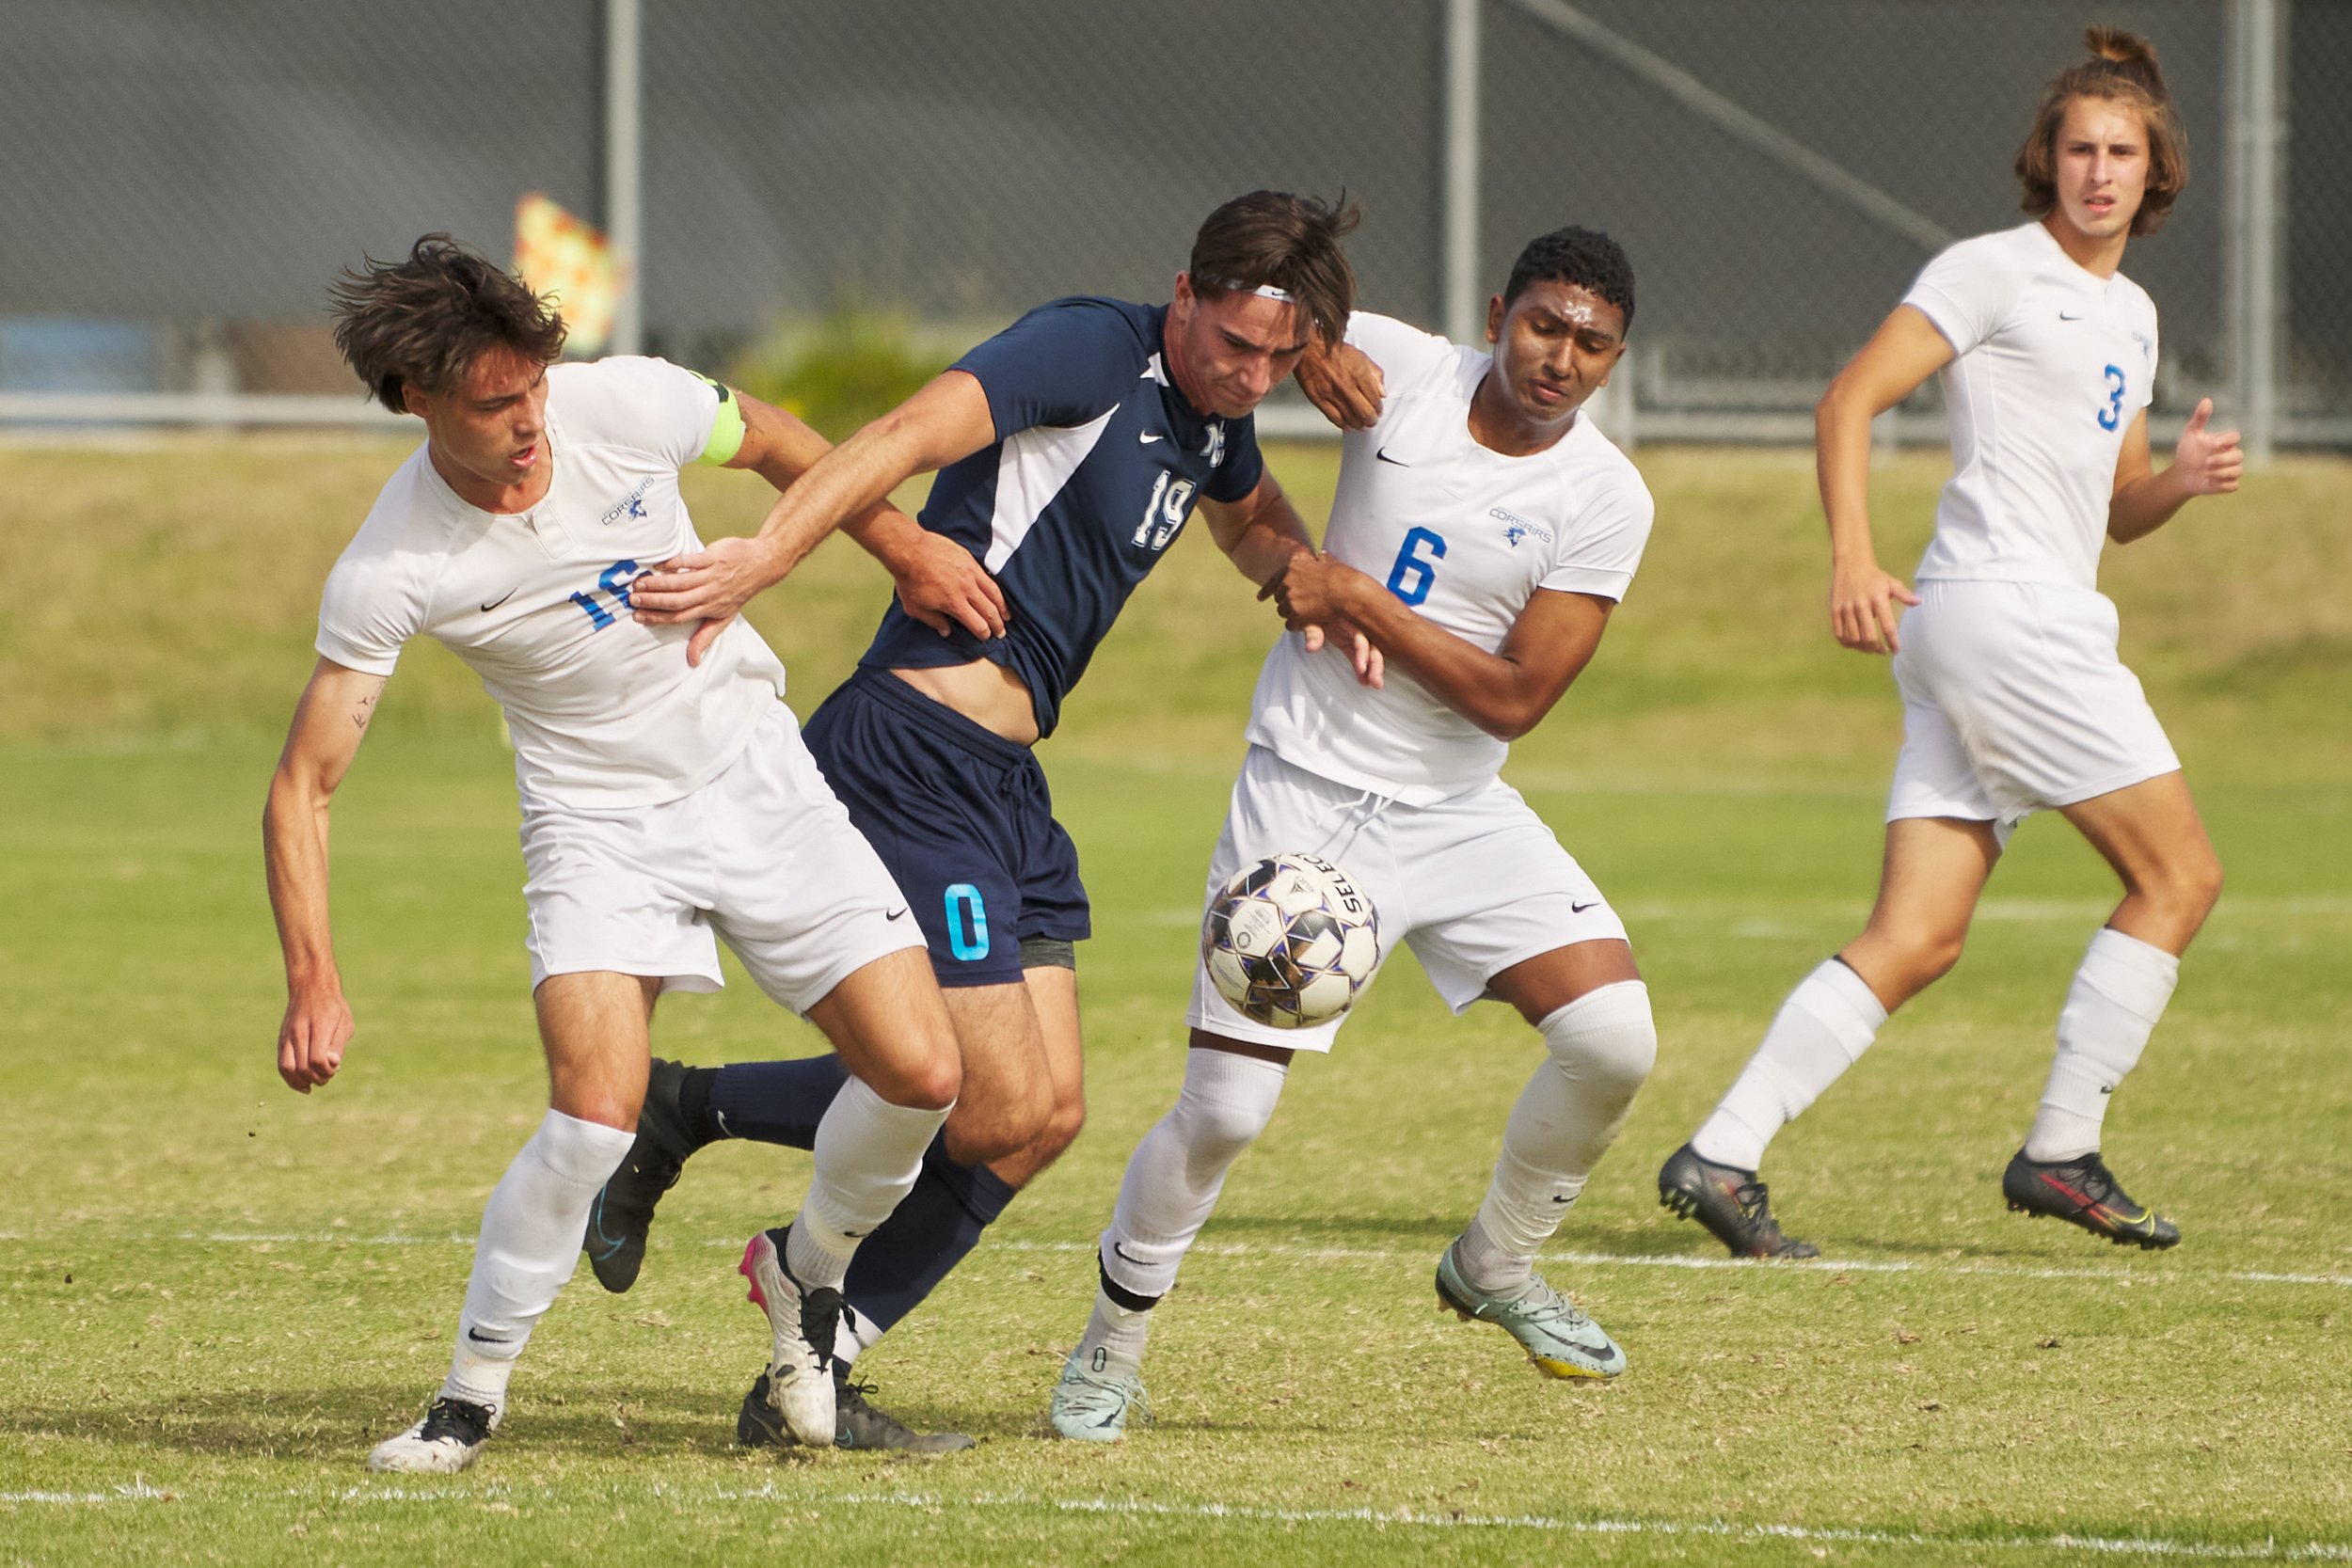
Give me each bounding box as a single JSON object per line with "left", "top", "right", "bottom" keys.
{"left": 802, "top": 667, "right": 1089, "bottom": 988}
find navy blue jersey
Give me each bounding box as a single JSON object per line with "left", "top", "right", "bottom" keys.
{"left": 857, "top": 296, "right": 1266, "bottom": 736}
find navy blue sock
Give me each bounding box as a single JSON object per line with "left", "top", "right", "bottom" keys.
{"left": 843, "top": 1137, "right": 1019, "bottom": 1340}
{"left": 706, "top": 1054, "right": 850, "bottom": 1148}
{"left": 704, "top": 1053, "right": 1018, "bottom": 1339}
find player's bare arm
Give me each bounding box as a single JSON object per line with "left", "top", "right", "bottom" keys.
{"left": 717, "top": 388, "right": 1008, "bottom": 645}
{"left": 2106, "top": 399, "right": 2243, "bottom": 545}
{"left": 1265, "top": 554, "right": 1610, "bottom": 740}
{"left": 1816, "top": 305, "right": 1954, "bottom": 655}
{"left": 631, "top": 370, "right": 1000, "bottom": 660}
{"left": 1294, "top": 336, "right": 1385, "bottom": 430}
{"left": 1202, "top": 474, "right": 1383, "bottom": 688}
{"left": 262, "top": 656, "right": 388, "bottom": 1095}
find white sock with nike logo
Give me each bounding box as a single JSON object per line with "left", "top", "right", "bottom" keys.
{"left": 443, "top": 1108, "right": 636, "bottom": 1416}
{"left": 1458, "top": 982, "right": 1657, "bottom": 1295}
{"left": 2024, "top": 927, "right": 2179, "bottom": 1163}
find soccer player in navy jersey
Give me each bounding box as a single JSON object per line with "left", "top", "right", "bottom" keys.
{"left": 593, "top": 192, "right": 1381, "bottom": 1449}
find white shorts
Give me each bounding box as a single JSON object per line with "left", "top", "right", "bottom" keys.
{"left": 1184, "top": 746, "right": 1629, "bottom": 1053}
{"left": 1888, "top": 580, "right": 2181, "bottom": 844}
{"left": 519, "top": 702, "right": 923, "bottom": 1012}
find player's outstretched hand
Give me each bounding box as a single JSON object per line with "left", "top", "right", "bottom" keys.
{"left": 632, "top": 535, "right": 774, "bottom": 625}
{"left": 1295, "top": 341, "right": 1384, "bottom": 431}
{"left": 2173, "top": 399, "right": 2244, "bottom": 496}
{"left": 277, "top": 987, "right": 353, "bottom": 1094}
{"left": 894, "top": 531, "right": 1009, "bottom": 641}
{"left": 1829, "top": 558, "right": 1919, "bottom": 656}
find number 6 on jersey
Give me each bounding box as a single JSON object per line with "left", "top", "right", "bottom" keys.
{"left": 1386, "top": 526, "right": 1447, "bottom": 607}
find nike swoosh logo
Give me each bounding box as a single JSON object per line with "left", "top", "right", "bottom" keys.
{"left": 2058, "top": 310, "right": 2085, "bottom": 322}
{"left": 479, "top": 589, "right": 517, "bottom": 612}
{"left": 1375, "top": 447, "right": 1408, "bottom": 466}
{"left": 467, "top": 1327, "right": 513, "bottom": 1345}
{"left": 1570, "top": 899, "right": 1601, "bottom": 914}
{"left": 885, "top": 907, "right": 910, "bottom": 922}
{"left": 1111, "top": 1243, "right": 1149, "bottom": 1268}
{"left": 1138, "top": 431, "right": 1164, "bottom": 444}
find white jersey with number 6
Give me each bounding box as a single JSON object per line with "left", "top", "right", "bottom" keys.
{"left": 1903, "top": 221, "right": 2159, "bottom": 593}
{"left": 315, "top": 356, "right": 789, "bottom": 811}
{"left": 1244, "top": 311, "right": 1653, "bottom": 806}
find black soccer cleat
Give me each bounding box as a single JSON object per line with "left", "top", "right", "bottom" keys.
{"left": 737, "top": 1366, "right": 976, "bottom": 1455}
{"left": 1658, "top": 1142, "right": 1820, "bottom": 1259}
{"left": 582, "top": 1057, "right": 702, "bottom": 1292}
{"left": 2003, "top": 1149, "right": 2180, "bottom": 1250}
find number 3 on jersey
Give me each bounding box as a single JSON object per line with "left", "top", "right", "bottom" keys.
{"left": 2098, "top": 365, "right": 2125, "bottom": 432}
{"left": 1385, "top": 527, "right": 1447, "bottom": 607}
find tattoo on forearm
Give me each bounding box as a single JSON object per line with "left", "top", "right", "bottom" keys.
{"left": 350, "top": 691, "right": 378, "bottom": 732}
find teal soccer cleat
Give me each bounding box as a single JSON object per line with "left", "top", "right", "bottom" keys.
{"left": 1048, "top": 1345, "right": 1150, "bottom": 1442}
{"left": 1435, "top": 1241, "right": 1627, "bottom": 1380}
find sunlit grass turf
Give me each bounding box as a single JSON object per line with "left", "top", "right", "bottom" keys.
{"left": 1, "top": 442, "right": 2347, "bottom": 1563}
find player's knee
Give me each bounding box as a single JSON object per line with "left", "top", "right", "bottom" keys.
{"left": 1892, "top": 930, "right": 1967, "bottom": 991}
{"left": 1543, "top": 980, "right": 1658, "bottom": 1101}
{"left": 1032, "top": 1089, "right": 1088, "bottom": 1166}
{"left": 875, "top": 1038, "right": 962, "bottom": 1114}
{"left": 2173, "top": 847, "right": 2224, "bottom": 922}
{"left": 1170, "top": 1081, "right": 1276, "bottom": 1164}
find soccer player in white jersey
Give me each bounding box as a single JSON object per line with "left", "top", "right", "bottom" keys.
{"left": 262, "top": 237, "right": 964, "bottom": 1472}
{"left": 1660, "top": 30, "right": 2242, "bottom": 1259}
{"left": 1048, "top": 228, "right": 1658, "bottom": 1439}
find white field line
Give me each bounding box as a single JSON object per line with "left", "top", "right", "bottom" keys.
{"left": 128, "top": 1230, "right": 2352, "bottom": 1292}
{"left": 8, "top": 1479, "right": 2347, "bottom": 1562}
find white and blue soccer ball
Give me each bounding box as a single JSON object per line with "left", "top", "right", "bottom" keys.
{"left": 1201, "top": 852, "right": 1380, "bottom": 1029}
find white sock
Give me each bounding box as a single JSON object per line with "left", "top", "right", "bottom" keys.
{"left": 1460, "top": 981, "right": 1657, "bottom": 1294}
{"left": 443, "top": 1108, "right": 636, "bottom": 1417}
{"left": 788, "top": 1075, "right": 951, "bottom": 1291}
{"left": 1071, "top": 1291, "right": 1154, "bottom": 1383}
{"left": 1692, "top": 958, "right": 1886, "bottom": 1172}
{"left": 834, "top": 1303, "right": 883, "bottom": 1368}
{"left": 2024, "top": 927, "right": 2179, "bottom": 1162}
{"left": 1095, "top": 1048, "right": 1288, "bottom": 1305}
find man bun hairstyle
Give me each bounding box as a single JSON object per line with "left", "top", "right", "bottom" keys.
{"left": 330, "top": 233, "right": 569, "bottom": 413}
{"left": 1502, "top": 226, "right": 1635, "bottom": 327}
{"left": 1188, "top": 190, "right": 1361, "bottom": 348}
{"left": 2015, "top": 27, "right": 2189, "bottom": 236}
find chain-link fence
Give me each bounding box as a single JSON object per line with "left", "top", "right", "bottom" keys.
{"left": 1, "top": 0, "right": 2338, "bottom": 447}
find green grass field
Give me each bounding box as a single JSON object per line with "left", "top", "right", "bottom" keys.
{"left": 2, "top": 439, "right": 2347, "bottom": 1565}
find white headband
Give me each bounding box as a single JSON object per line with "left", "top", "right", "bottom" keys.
{"left": 1203, "top": 277, "right": 1294, "bottom": 303}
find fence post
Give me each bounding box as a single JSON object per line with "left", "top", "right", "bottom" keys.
{"left": 604, "top": 0, "right": 644, "bottom": 357}
{"left": 1441, "top": 0, "right": 1482, "bottom": 345}
{"left": 2225, "top": 0, "right": 2286, "bottom": 464}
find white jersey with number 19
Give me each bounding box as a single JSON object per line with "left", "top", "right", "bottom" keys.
{"left": 315, "top": 356, "right": 789, "bottom": 811}
{"left": 1244, "top": 311, "right": 1654, "bottom": 806}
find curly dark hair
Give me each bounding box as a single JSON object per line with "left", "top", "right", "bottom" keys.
{"left": 328, "top": 234, "right": 567, "bottom": 413}
{"left": 1187, "top": 190, "right": 1362, "bottom": 348}
{"left": 1502, "top": 227, "right": 1636, "bottom": 327}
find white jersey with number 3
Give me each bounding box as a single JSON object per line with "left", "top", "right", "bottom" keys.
{"left": 1244, "top": 311, "right": 1654, "bottom": 806}
{"left": 315, "top": 356, "right": 789, "bottom": 811}
{"left": 1903, "top": 221, "right": 2158, "bottom": 592}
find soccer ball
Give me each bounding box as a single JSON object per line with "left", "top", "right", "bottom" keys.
{"left": 1201, "top": 853, "right": 1380, "bottom": 1029}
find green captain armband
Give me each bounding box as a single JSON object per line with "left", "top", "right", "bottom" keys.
{"left": 695, "top": 376, "right": 747, "bottom": 467}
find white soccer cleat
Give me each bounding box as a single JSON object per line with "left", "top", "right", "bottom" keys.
{"left": 739, "top": 1227, "right": 842, "bottom": 1447}
{"left": 365, "top": 1395, "right": 497, "bottom": 1473}
{"left": 1049, "top": 1346, "right": 1150, "bottom": 1442}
